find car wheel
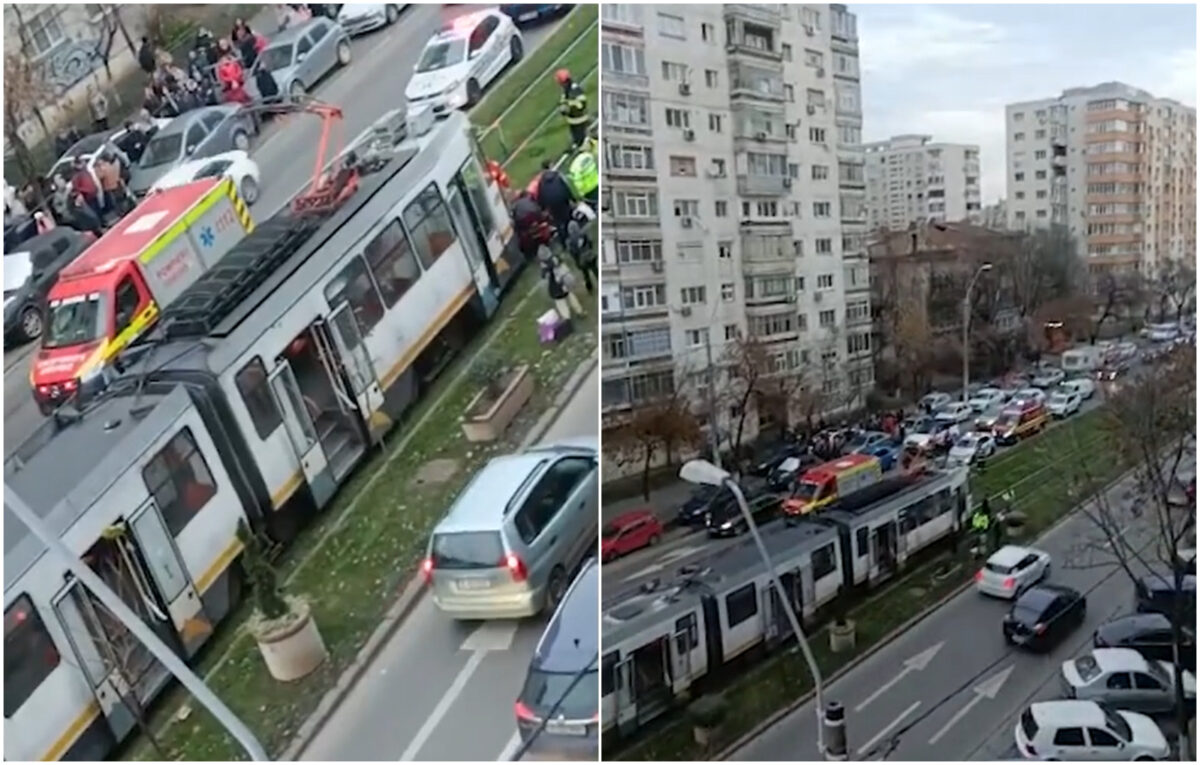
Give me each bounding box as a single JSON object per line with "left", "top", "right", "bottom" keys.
{"left": 385, "top": 3, "right": 399, "bottom": 24}
{"left": 648, "top": 534, "right": 660, "bottom": 547}
{"left": 465, "top": 78, "right": 482, "bottom": 107}
{"left": 19, "top": 305, "right": 42, "bottom": 341}
{"left": 337, "top": 40, "right": 352, "bottom": 66}
{"left": 510, "top": 34, "right": 524, "bottom": 63}
{"left": 231, "top": 129, "right": 250, "bottom": 152}
{"left": 1133, "top": 756, "right": 1156, "bottom": 761}
{"left": 290, "top": 80, "right": 306, "bottom": 99}
{"left": 1041, "top": 562, "right": 1050, "bottom": 581}
{"left": 546, "top": 566, "right": 567, "bottom": 610}
{"left": 239, "top": 175, "right": 259, "bottom": 204}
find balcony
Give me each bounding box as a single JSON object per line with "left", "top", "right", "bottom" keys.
{"left": 725, "top": 4, "right": 781, "bottom": 26}
{"left": 1086, "top": 108, "right": 1144, "bottom": 124}
{"left": 1087, "top": 232, "right": 1142, "bottom": 246}
{"left": 738, "top": 173, "right": 789, "bottom": 196}
{"left": 745, "top": 291, "right": 796, "bottom": 308}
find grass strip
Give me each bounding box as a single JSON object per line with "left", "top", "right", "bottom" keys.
{"left": 610, "top": 409, "right": 1127, "bottom": 760}
{"left": 502, "top": 68, "right": 598, "bottom": 183}
{"left": 470, "top": 5, "right": 598, "bottom": 129}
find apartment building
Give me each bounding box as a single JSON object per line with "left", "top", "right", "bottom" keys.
{"left": 981, "top": 199, "right": 1008, "bottom": 231}
{"left": 863, "top": 134, "right": 982, "bottom": 230}
{"left": 600, "top": 3, "right": 871, "bottom": 445}
{"left": 1005, "top": 81, "right": 1196, "bottom": 278}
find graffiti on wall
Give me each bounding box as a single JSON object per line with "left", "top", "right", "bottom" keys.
{"left": 39, "top": 39, "right": 104, "bottom": 94}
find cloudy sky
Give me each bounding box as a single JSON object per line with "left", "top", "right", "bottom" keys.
{"left": 853, "top": 3, "right": 1197, "bottom": 204}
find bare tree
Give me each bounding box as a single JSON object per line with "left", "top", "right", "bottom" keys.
{"left": 1064, "top": 344, "right": 1195, "bottom": 757}
{"left": 3, "top": 53, "right": 54, "bottom": 186}
{"left": 1149, "top": 259, "right": 1196, "bottom": 325}
{"left": 605, "top": 390, "right": 704, "bottom": 501}
{"left": 722, "top": 336, "right": 771, "bottom": 460}
{"left": 1005, "top": 225, "right": 1086, "bottom": 325}
{"left": 892, "top": 297, "right": 936, "bottom": 399}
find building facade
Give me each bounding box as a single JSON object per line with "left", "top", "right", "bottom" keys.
{"left": 1004, "top": 81, "right": 1196, "bottom": 277}
{"left": 863, "top": 134, "right": 982, "bottom": 230}
{"left": 980, "top": 199, "right": 1008, "bottom": 230}
{"left": 600, "top": 3, "right": 871, "bottom": 446}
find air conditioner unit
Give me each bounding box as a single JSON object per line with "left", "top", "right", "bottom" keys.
{"left": 806, "top": 104, "right": 817, "bottom": 115}
{"left": 680, "top": 306, "right": 693, "bottom": 317}
{"left": 681, "top": 216, "right": 694, "bottom": 228}
{"left": 679, "top": 82, "right": 691, "bottom": 96}
{"left": 782, "top": 177, "right": 793, "bottom": 188}
{"left": 816, "top": 68, "right": 825, "bottom": 78}
{"left": 683, "top": 128, "right": 696, "bottom": 142}
{"left": 651, "top": 260, "right": 664, "bottom": 273}
{"left": 755, "top": 131, "right": 767, "bottom": 141}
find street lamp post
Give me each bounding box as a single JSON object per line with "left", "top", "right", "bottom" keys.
{"left": 679, "top": 459, "right": 829, "bottom": 757}
{"left": 4, "top": 487, "right": 270, "bottom": 761}
{"left": 961, "top": 263, "right": 994, "bottom": 404}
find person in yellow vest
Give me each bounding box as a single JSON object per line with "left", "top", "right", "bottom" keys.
{"left": 555, "top": 68, "right": 588, "bottom": 149}
{"left": 566, "top": 148, "right": 598, "bottom": 209}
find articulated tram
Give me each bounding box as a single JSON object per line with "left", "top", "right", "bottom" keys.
{"left": 600, "top": 466, "right": 971, "bottom": 740}
{"left": 3, "top": 109, "right": 523, "bottom": 761}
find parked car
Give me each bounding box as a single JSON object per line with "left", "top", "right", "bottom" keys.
{"left": 1061, "top": 648, "right": 1195, "bottom": 714}
{"left": 1047, "top": 389, "right": 1083, "bottom": 418}
{"left": 406, "top": 8, "right": 525, "bottom": 114}
{"left": 1097, "top": 360, "right": 1130, "bottom": 382}
{"left": 514, "top": 559, "right": 598, "bottom": 760}
{"left": 766, "top": 453, "right": 818, "bottom": 492}
{"left": 424, "top": 439, "right": 598, "bottom": 619}
{"left": 500, "top": 4, "right": 568, "bottom": 25}
{"left": 919, "top": 391, "right": 952, "bottom": 413}
{"left": 1135, "top": 574, "right": 1197, "bottom": 626}
{"left": 976, "top": 544, "right": 1050, "bottom": 599}
{"left": 148, "top": 150, "right": 262, "bottom": 204}
{"left": 1014, "top": 700, "right": 1171, "bottom": 761}
{"left": 706, "top": 491, "right": 778, "bottom": 538}
{"left": 252, "top": 16, "right": 352, "bottom": 101}
{"left": 3, "top": 229, "right": 95, "bottom": 344}
{"left": 968, "top": 387, "right": 1008, "bottom": 412}
{"left": 936, "top": 402, "right": 974, "bottom": 426}
{"left": 600, "top": 509, "right": 662, "bottom": 563}
{"left": 128, "top": 105, "right": 257, "bottom": 196}
{"left": 678, "top": 484, "right": 731, "bottom": 526}
{"left": 749, "top": 440, "right": 806, "bottom": 477}
{"left": 1061, "top": 377, "right": 1097, "bottom": 400}
{"left": 1013, "top": 387, "right": 1047, "bottom": 406}
{"left": 336, "top": 3, "right": 405, "bottom": 35}
{"left": 974, "top": 403, "right": 1006, "bottom": 433}
{"left": 1004, "top": 584, "right": 1087, "bottom": 651}
{"left": 1031, "top": 367, "right": 1066, "bottom": 388}
{"left": 45, "top": 119, "right": 172, "bottom": 187}
{"left": 846, "top": 429, "right": 891, "bottom": 454}
{"left": 863, "top": 442, "right": 903, "bottom": 471}
{"left": 1095, "top": 613, "right": 1197, "bottom": 672}
{"left": 905, "top": 417, "right": 958, "bottom": 452}
{"left": 950, "top": 432, "right": 997, "bottom": 466}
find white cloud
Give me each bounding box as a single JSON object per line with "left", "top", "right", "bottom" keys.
{"left": 857, "top": 7, "right": 1046, "bottom": 76}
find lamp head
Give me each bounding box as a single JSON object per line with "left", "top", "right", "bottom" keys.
{"left": 679, "top": 459, "right": 731, "bottom": 487}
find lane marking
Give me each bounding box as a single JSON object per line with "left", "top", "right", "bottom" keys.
{"left": 854, "top": 641, "right": 944, "bottom": 713}
{"left": 498, "top": 730, "right": 521, "bottom": 761}
{"left": 399, "top": 651, "right": 488, "bottom": 761}
{"left": 856, "top": 700, "right": 920, "bottom": 757}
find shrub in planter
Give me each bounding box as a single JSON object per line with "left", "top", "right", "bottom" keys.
{"left": 461, "top": 351, "right": 534, "bottom": 442}
{"left": 688, "top": 694, "right": 728, "bottom": 747}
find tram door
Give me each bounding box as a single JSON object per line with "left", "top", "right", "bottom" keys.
{"left": 614, "top": 658, "right": 635, "bottom": 734}
{"left": 268, "top": 360, "right": 335, "bottom": 507}
{"left": 325, "top": 304, "right": 383, "bottom": 424}
{"left": 128, "top": 499, "right": 211, "bottom": 656}
{"left": 448, "top": 172, "right": 500, "bottom": 316}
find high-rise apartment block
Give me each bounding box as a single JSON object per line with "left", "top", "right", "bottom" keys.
{"left": 863, "top": 135, "right": 982, "bottom": 230}
{"left": 600, "top": 3, "right": 871, "bottom": 443}
{"left": 1005, "top": 81, "right": 1196, "bottom": 277}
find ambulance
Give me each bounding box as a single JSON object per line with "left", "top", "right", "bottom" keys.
{"left": 30, "top": 178, "right": 253, "bottom": 414}
{"left": 782, "top": 452, "right": 883, "bottom": 516}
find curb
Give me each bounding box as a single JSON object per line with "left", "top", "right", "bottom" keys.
{"left": 282, "top": 353, "right": 597, "bottom": 761}
{"left": 714, "top": 463, "right": 1141, "bottom": 761}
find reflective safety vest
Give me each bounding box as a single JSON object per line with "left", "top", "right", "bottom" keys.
{"left": 567, "top": 151, "right": 598, "bottom": 197}
{"left": 559, "top": 81, "right": 588, "bottom": 126}
{"left": 971, "top": 512, "right": 990, "bottom": 532}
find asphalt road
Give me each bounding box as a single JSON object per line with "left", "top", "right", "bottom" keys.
{"left": 2, "top": 5, "right": 562, "bottom": 457}
{"left": 299, "top": 362, "right": 598, "bottom": 762}
{"left": 727, "top": 452, "right": 1185, "bottom": 762}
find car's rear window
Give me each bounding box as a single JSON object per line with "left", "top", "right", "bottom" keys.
{"left": 1020, "top": 708, "right": 1038, "bottom": 741}
{"left": 1074, "top": 655, "right": 1101, "bottom": 682}
{"left": 519, "top": 667, "right": 598, "bottom": 721}
{"left": 985, "top": 562, "right": 1015, "bottom": 575}
{"left": 430, "top": 531, "right": 504, "bottom": 569}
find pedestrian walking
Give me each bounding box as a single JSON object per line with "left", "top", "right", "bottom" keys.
{"left": 94, "top": 152, "right": 130, "bottom": 218}
{"left": 540, "top": 248, "right": 584, "bottom": 321}
{"left": 138, "top": 36, "right": 157, "bottom": 74}
{"left": 87, "top": 84, "right": 110, "bottom": 132}
{"left": 555, "top": 69, "right": 588, "bottom": 149}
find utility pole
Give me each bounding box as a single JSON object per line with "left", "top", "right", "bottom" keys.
{"left": 4, "top": 487, "right": 270, "bottom": 762}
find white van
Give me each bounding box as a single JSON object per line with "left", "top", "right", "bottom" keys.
{"left": 1061, "top": 346, "right": 1103, "bottom": 374}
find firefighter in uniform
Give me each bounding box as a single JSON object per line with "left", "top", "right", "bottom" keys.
{"left": 556, "top": 68, "right": 588, "bottom": 149}
{"left": 566, "top": 145, "right": 598, "bottom": 209}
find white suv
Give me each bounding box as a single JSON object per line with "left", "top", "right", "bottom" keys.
{"left": 1015, "top": 700, "right": 1170, "bottom": 761}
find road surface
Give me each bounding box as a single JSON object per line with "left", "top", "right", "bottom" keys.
{"left": 3, "top": 5, "right": 562, "bottom": 457}
{"left": 727, "top": 452, "right": 1182, "bottom": 762}
{"left": 299, "top": 362, "right": 598, "bottom": 762}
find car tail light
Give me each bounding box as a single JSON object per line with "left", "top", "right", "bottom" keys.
{"left": 1034, "top": 622, "right": 1047, "bottom": 635}
{"left": 420, "top": 557, "right": 434, "bottom": 583}
{"left": 1003, "top": 577, "right": 1015, "bottom": 589}
{"left": 514, "top": 699, "right": 537, "bottom": 721}
{"left": 506, "top": 553, "right": 528, "bottom": 582}
{"left": 975, "top": 570, "right": 984, "bottom": 582}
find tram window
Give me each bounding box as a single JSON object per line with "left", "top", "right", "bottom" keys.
{"left": 325, "top": 255, "right": 385, "bottom": 333}
{"left": 601, "top": 651, "right": 617, "bottom": 695}
{"left": 812, "top": 542, "right": 837, "bottom": 579}
{"left": 142, "top": 427, "right": 218, "bottom": 536}
{"left": 235, "top": 357, "right": 282, "bottom": 439}
{"left": 365, "top": 220, "right": 421, "bottom": 307}
{"left": 675, "top": 613, "right": 698, "bottom": 650}
{"left": 459, "top": 159, "right": 497, "bottom": 235}
{"left": 725, "top": 583, "right": 758, "bottom": 627}
{"left": 856, "top": 527, "right": 869, "bottom": 558}
{"left": 402, "top": 183, "right": 457, "bottom": 269}
{"left": 5, "top": 595, "right": 60, "bottom": 719}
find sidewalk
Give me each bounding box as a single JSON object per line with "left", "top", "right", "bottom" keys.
{"left": 602, "top": 478, "right": 696, "bottom": 527}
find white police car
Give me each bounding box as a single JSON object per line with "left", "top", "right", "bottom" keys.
{"left": 405, "top": 9, "right": 524, "bottom": 116}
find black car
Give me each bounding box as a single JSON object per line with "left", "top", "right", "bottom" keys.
{"left": 748, "top": 441, "right": 805, "bottom": 477}
{"left": 705, "top": 491, "right": 778, "bottom": 538}
{"left": 677, "top": 484, "right": 727, "bottom": 525}
{"left": 1135, "top": 573, "right": 1196, "bottom": 626}
{"left": 4, "top": 214, "right": 38, "bottom": 251}
{"left": 500, "top": 4, "right": 568, "bottom": 25}
{"left": 1003, "top": 584, "right": 1086, "bottom": 651}
{"left": 515, "top": 559, "right": 598, "bottom": 760}
{"left": 4, "top": 228, "right": 94, "bottom": 344}
{"left": 766, "top": 453, "right": 818, "bottom": 492}
{"left": 1094, "top": 613, "right": 1196, "bottom": 672}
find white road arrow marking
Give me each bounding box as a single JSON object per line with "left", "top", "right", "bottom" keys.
{"left": 854, "top": 641, "right": 945, "bottom": 712}
{"left": 927, "top": 664, "right": 1015, "bottom": 746}
{"left": 621, "top": 545, "right": 706, "bottom": 582}
{"left": 399, "top": 621, "right": 518, "bottom": 761}
{"left": 857, "top": 700, "right": 920, "bottom": 757}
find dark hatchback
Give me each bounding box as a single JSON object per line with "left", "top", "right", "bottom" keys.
{"left": 514, "top": 558, "right": 598, "bottom": 760}
{"left": 4, "top": 229, "right": 95, "bottom": 344}
{"left": 705, "top": 490, "right": 778, "bottom": 538}
{"left": 1003, "top": 584, "right": 1086, "bottom": 651}
{"left": 1094, "top": 613, "right": 1196, "bottom": 672}
{"left": 1135, "top": 573, "right": 1197, "bottom": 626}
{"left": 677, "top": 484, "right": 730, "bottom": 525}
{"left": 750, "top": 441, "right": 806, "bottom": 477}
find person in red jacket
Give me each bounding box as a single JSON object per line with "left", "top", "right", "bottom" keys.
{"left": 216, "top": 47, "right": 250, "bottom": 105}
{"left": 69, "top": 159, "right": 101, "bottom": 217}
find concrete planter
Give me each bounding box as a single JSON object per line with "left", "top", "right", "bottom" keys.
{"left": 461, "top": 365, "right": 534, "bottom": 443}
{"left": 251, "top": 597, "right": 328, "bottom": 682}
{"left": 830, "top": 619, "right": 856, "bottom": 653}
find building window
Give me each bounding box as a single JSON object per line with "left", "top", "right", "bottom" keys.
{"left": 613, "top": 191, "right": 658, "bottom": 217}
{"left": 604, "top": 91, "right": 650, "bottom": 128}
{"left": 783, "top": 83, "right": 795, "bottom": 102}
{"left": 621, "top": 284, "right": 666, "bottom": 310}
{"left": 326, "top": 255, "right": 386, "bottom": 333}
{"left": 813, "top": 202, "right": 832, "bottom": 218}
{"left": 142, "top": 428, "right": 217, "bottom": 537}
{"left": 681, "top": 286, "right": 707, "bottom": 305}
{"left": 1035, "top": 170, "right": 1046, "bottom": 180}
{"left": 793, "top": 239, "right": 804, "bottom": 256}
{"left": 724, "top": 324, "right": 739, "bottom": 340}
{"left": 1014, "top": 172, "right": 1024, "bottom": 182}
{"left": 812, "top": 543, "right": 836, "bottom": 579}
{"left": 718, "top": 241, "right": 732, "bottom": 258}
{"left": 815, "top": 238, "right": 833, "bottom": 254}
{"left": 364, "top": 219, "right": 421, "bottom": 308}
{"left": 614, "top": 239, "right": 662, "bottom": 263}
{"left": 782, "top": 43, "right": 792, "bottom": 61}
{"left": 811, "top": 164, "right": 829, "bottom": 180}
{"left": 685, "top": 328, "right": 708, "bottom": 348}
{"left": 602, "top": 3, "right": 643, "bottom": 26}
{"left": 847, "top": 331, "right": 871, "bottom": 354}
{"left": 804, "top": 48, "right": 823, "bottom": 68}
{"left": 725, "top": 583, "right": 758, "bottom": 627}
{"left": 819, "top": 309, "right": 836, "bottom": 327}
{"left": 4, "top": 595, "right": 60, "bottom": 719}
{"left": 817, "top": 273, "right": 834, "bottom": 288}
{"left": 19, "top": 7, "right": 65, "bottom": 56}
{"left": 665, "top": 108, "right": 690, "bottom": 128}
{"left": 701, "top": 22, "right": 714, "bottom": 41}
{"left": 670, "top": 155, "right": 697, "bottom": 177}
{"left": 1034, "top": 149, "right": 1047, "bottom": 159}
{"left": 1036, "top": 190, "right": 1047, "bottom": 199}
{"left": 720, "top": 283, "right": 735, "bottom": 301}
{"left": 809, "top": 127, "right": 826, "bottom": 144}
{"left": 235, "top": 357, "right": 282, "bottom": 439}
{"left": 602, "top": 42, "right": 646, "bottom": 76}
{"left": 1012, "top": 111, "right": 1024, "bottom": 122}
{"left": 657, "top": 12, "right": 685, "bottom": 39}
{"left": 705, "top": 69, "right": 718, "bottom": 88}
{"left": 606, "top": 143, "right": 655, "bottom": 171}
{"left": 715, "top": 199, "right": 728, "bottom": 217}
{"left": 1014, "top": 132, "right": 1025, "bottom": 141}
{"left": 1035, "top": 129, "right": 1045, "bottom": 139}
{"left": 661, "top": 60, "right": 687, "bottom": 82}
{"left": 673, "top": 199, "right": 699, "bottom": 217}
{"left": 402, "top": 184, "right": 456, "bottom": 269}
{"left": 709, "top": 113, "right": 723, "bottom": 132}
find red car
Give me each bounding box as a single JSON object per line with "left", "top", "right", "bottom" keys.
{"left": 601, "top": 509, "right": 663, "bottom": 563}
